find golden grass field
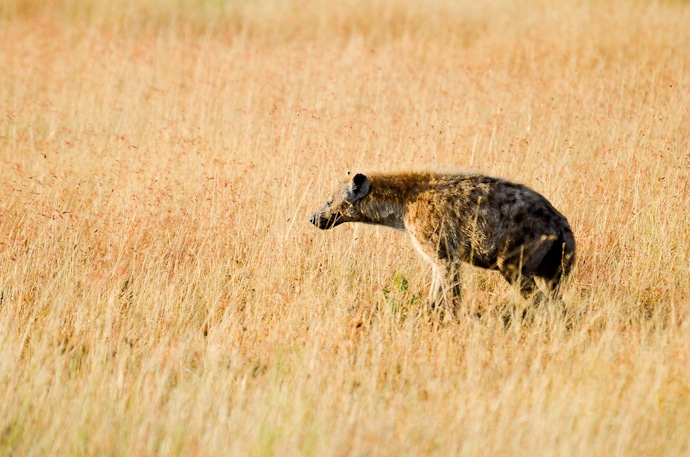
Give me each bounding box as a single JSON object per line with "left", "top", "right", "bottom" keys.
{"left": 1, "top": 0, "right": 690, "bottom": 455}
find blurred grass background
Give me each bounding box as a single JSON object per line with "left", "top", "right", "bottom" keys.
{"left": 1, "top": 0, "right": 689, "bottom": 455}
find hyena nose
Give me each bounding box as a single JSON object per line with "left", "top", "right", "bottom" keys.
{"left": 309, "top": 214, "right": 316, "bottom": 225}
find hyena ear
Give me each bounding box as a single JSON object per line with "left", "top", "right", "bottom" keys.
{"left": 349, "top": 173, "right": 370, "bottom": 201}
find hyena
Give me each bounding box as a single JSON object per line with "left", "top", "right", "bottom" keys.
{"left": 309, "top": 171, "right": 575, "bottom": 319}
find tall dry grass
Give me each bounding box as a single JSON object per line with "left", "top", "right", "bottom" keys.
{"left": 1, "top": 0, "right": 690, "bottom": 455}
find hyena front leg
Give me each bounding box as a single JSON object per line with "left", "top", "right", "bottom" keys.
{"left": 428, "top": 261, "right": 462, "bottom": 320}
{"left": 428, "top": 264, "right": 443, "bottom": 308}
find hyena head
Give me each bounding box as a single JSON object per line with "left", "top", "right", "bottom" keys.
{"left": 310, "top": 173, "right": 371, "bottom": 230}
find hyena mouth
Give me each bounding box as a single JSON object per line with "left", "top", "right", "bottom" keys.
{"left": 310, "top": 213, "right": 341, "bottom": 230}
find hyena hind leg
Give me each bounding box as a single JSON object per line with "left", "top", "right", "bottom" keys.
{"left": 497, "top": 270, "right": 552, "bottom": 327}
{"left": 538, "top": 271, "right": 566, "bottom": 302}
{"left": 500, "top": 267, "right": 549, "bottom": 306}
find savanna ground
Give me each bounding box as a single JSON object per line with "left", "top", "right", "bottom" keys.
{"left": 1, "top": 0, "right": 690, "bottom": 455}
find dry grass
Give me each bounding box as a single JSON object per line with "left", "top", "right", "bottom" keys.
{"left": 1, "top": 0, "right": 690, "bottom": 455}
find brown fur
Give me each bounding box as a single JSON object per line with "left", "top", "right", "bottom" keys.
{"left": 310, "top": 172, "right": 576, "bottom": 319}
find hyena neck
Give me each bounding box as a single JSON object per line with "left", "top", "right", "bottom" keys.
{"left": 357, "top": 198, "right": 406, "bottom": 230}
{"left": 356, "top": 173, "right": 427, "bottom": 231}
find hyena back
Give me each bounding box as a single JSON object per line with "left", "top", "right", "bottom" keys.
{"left": 310, "top": 172, "right": 576, "bottom": 318}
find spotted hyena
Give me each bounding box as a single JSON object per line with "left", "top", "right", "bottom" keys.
{"left": 310, "top": 171, "right": 575, "bottom": 319}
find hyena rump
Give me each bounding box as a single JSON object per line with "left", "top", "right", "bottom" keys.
{"left": 310, "top": 172, "right": 575, "bottom": 318}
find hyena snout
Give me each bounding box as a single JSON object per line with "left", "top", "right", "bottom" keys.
{"left": 309, "top": 208, "right": 338, "bottom": 230}
{"left": 309, "top": 213, "right": 327, "bottom": 229}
